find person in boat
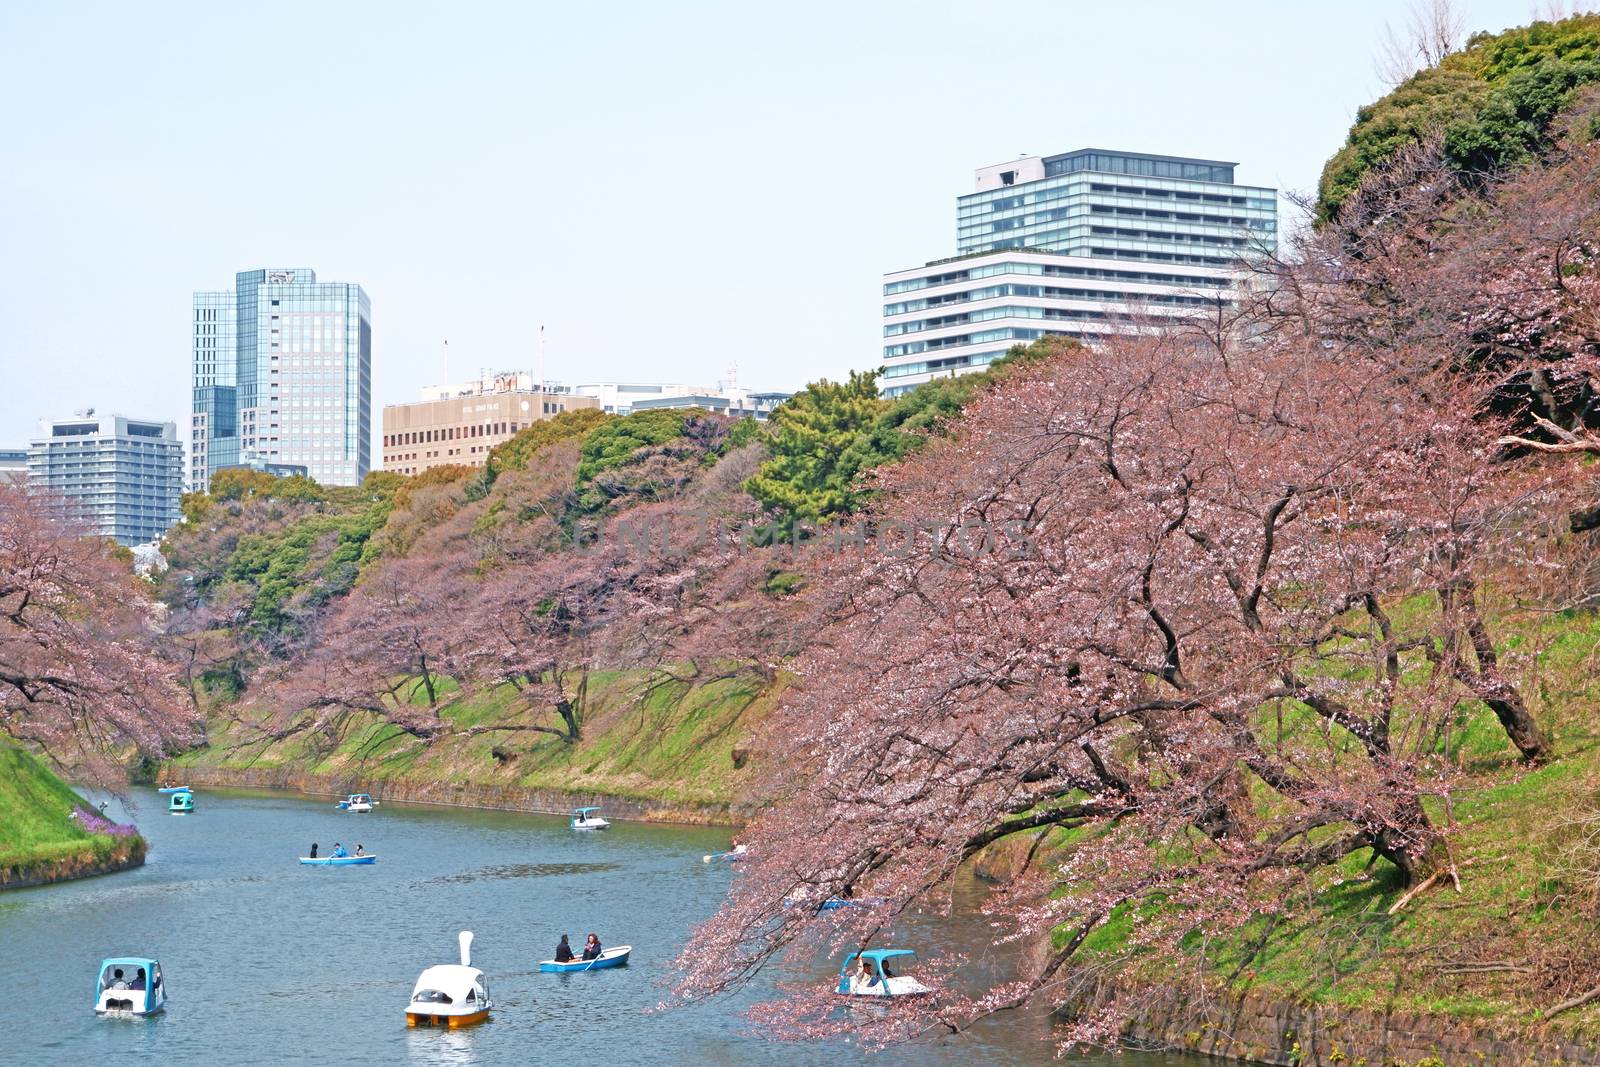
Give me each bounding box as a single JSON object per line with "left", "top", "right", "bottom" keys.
{"left": 130, "top": 968, "right": 146, "bottom": 990}
{"left": 354, "top": 844, "right": 365, "bottom": 857}
{"left": 581, "top": 933, "right": 602, "bottom": 961}
{"left": 332, "top": 842, "right": 347, "bottom": 858}
{"left": 110, "top": 968, "right": 127, "bottom": 990}
{"left": 554, "top": 934, "right": 574, "bottom": 963}
{"left": 310, "top": 842, "right": 319, "bottom": 859}
{"left": 856, "top": 957, "right": 875, "bottom": 989}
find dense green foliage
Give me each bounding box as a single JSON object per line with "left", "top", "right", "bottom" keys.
{"left": 1318, "top": 13, "right": 1600, "bottom": 223}
{"left": 484, "top": 408, "right": 611, "bottom": 486}
{"left": 742, "top": 371, "right": 890, "bottom": 532}
{"left": 225, "top": 498, "right": 394, "bottom": 629}
{"left": 744, "top": 337, "right": 1074, "bottom": 532}
{"left": 574, "top": 408, "right": 693, "bottom": 513}
{"left": 163, "top": 474, "right": 404, "bottom": 636}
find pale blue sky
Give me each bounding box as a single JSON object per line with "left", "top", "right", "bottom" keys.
{"left": 0, "top": 0, "right": 1560, "bottom": 452}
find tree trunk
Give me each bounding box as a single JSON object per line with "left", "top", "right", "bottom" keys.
{"left": 1371, "top": 796, "right": 1448, "bottom": 887}
{"left": 1439, "top": 579, "right": 1549, "bottom": 762}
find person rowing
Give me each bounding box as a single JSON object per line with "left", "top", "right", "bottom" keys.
{"left": 554, "top": 934, "right": 574, "bottom": 963}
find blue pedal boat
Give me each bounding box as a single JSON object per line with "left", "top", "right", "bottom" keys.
{"left": 835, "top": 949, "right": 931, "bottom": 998}
{"left": 94, "top": 957, "right": 166, "bottom": 1016}
{"left": 167, "top": 791, "right": 194, "bottom": 813}
{"left": 570, "top": 806, "right": 609, "bottom": 830}
{"left": 538, "top": 945, "right": 630, "bottom": 972}
{"left": 299, "top": 854, "right": 377, "bottom": 865}
{"left": 336, "top": 793, "right": 375, "bottom": 812}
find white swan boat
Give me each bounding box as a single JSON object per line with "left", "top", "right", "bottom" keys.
{"left": 406, "top": 931, "right": 493, "bottom": 1028}
{"left": 835, "top": 949, "right": 932, "bottom": 998}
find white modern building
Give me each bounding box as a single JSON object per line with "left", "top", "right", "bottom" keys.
{"left": 27, "top": 412, "right": 184, "bottom": 545}
{"left": 881, "top": 148, "right": 1277, "bottom": 395}
{"left": 572, "top": 382, "right": 790, "bottom": 418}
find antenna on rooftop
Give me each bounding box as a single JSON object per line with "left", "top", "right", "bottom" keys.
{"left": 539, "top": 325, "right": 546, "bottom": 397}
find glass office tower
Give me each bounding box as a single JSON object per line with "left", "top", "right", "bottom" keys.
{"left": 191, "top": 268, "right": 371, "bottom": 491}
{"left": 880, "top": 149, "right": 1277, "bottom": 395}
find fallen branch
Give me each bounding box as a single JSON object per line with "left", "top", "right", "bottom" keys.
{"left": 1544, "top": 983, "right": 1600, "bottom": 1021}
{"left": 1387, "top": 871, "right": 1441, "bottom": 916}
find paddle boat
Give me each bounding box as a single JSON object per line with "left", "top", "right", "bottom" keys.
{"left": 835, "top": 949, "right": 932, "bottom": 998}
{"left": 336, "top": 793, "right": 376, "bottom": 813}
{"left": 406, "top": 931, "right": 492, "bottom": 1028}
{"left": 701, "top": 843, "right": 749, "bottom": 863}
{"left": 570, "top": 806, "right": 609, "bottom": 830}
{"left": 167, "top": 790, "right": 194, "bottom": 814}
{"left": 818, "top": 896, "right": 885, "bottom": 912}
{"left": 156, "top": 785, "right": 189, "bottom": 794}
{"left": 299, "top": 854, "right": 377, "bottom": 866}
{"left": 538, "top": 945, "right": 631, "bottom": 972}
{"left": 94, "top": 957, "right": 166, "bottom": 1016}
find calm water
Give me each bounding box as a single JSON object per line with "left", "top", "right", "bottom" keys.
{"left": 0, "top": 789, "right": 1205, "bottom": 1066}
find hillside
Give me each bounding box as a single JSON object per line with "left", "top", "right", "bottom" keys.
{"left": 170, "top": 669, "right": 783, "bottom": 819}
{"left": 0, "top": 744, "right": 145, "bottom": 888}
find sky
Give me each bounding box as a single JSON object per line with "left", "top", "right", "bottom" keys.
{"left": 0, "top": 0, "right": 1570, "bottom": 456}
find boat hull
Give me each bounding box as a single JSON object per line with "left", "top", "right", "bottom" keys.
{"left": 570, "top": 819, "right": 608, "bottom": 830}
{"left": 299, "top": 856, "right": 377, "bottom": 865}
{"left": 538, "top": 946, "right": 631, "bottom": 972}
{"left": 406, "top": 1008, "right": 490, "bottom": 1028}
{"left": 95, "top": 991, "right": 165, "bottom": 1016}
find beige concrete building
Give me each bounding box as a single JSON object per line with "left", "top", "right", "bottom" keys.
{"left": 382, "top": 388, "right": 599, "bottom": 476}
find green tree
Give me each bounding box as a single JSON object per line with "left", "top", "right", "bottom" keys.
{"left": 1318, "top": 13, "right": 1600, "bottom": 224}
{"left": 485, "top": 408, "right": 612, "bottom": 486}
{"left": 743, "top": 370, "right": 890, "bottom": 531}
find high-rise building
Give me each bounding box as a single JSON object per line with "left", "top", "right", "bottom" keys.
{"left": 381, "top": 374, "right": 601, "bottom": 477}
{"left": 27, "top": 412, "right": 183, "bottom": 545}
{"left": 0, "top": 448, "right": 27, "bottom": 485}
{"left": 192, "top": 268, "right": 371, "bottom": 491}
{"left": 880, "top": 148, "right": 1277, "bottom": 395}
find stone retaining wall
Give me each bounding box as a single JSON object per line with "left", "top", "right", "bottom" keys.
{"left": 165, "top": 765, "right": 747, "bottom": 826}
{"left": 1120, "top": 987, "right": 1600, "bottom": 1066}
{"left": 0, "top": 837, "right": 146, "bottom": 891}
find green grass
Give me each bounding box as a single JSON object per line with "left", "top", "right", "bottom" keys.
{"left": 173, "top": 668, "right": 783, "bottom": 809}
{"left": 994, "top": 595, "right": 1600, "bottom": 1032}
{"left": 0, "top": 744, "right": 139, "bottom": 876}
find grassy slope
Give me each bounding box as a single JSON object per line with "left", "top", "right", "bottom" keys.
{"left": 174, "top": 670, "right": 782, "bottom": 809}
{"left": 1064, "top": 602, "right": 1600, "bottom": 1031}
{"left": 0, "top": 745, "right": 131, "bottom": 873}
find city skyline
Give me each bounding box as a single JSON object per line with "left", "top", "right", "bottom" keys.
{"left": 0, "top": 0, "right": 1550, "bottom": 459}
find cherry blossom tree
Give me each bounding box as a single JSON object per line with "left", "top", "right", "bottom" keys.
{"left": 0, "top": 487, "right": 199, "bottom": 780}
{"left": 674, "top": 324, "right": 1563, "bottom": 1048}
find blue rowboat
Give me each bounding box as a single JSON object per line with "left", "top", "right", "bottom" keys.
{"left": 538, "top": 945, "right": 630, "bottom": 972}
{"left": 818, "top": 897, "right": 885, "bottom": 912}
{"left": 157, "top": 786, "right": 190, "bottom": 795}
{"left": 299, "top": 855, "right": 377, "bottom": 866}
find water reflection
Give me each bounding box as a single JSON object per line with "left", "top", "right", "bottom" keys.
{"left": 415, "top": 862, "right": 622, "bottom": 887}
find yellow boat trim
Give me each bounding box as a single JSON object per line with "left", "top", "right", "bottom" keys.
{"left": 406, "top": 1008, "right": 490, "bottom": 1028}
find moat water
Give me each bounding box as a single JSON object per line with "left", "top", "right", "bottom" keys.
{"left": 0, "top": 788, "right": 1207, "bottom": 1065}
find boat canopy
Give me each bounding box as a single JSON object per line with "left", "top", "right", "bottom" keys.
{"left": 572, "top": 807, "right": 602, "bottom": 815}
{"left": 347, "top": 793, "right": 370, "bottom": 801}
{"left": 410, "top": 964, "right": 485, "bottom": 1004}
{"left": 99, "top": 957, "right": 158, "bottom": 974}
{"left": 838, "top": 948, "right": 917, "bottom": 973}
